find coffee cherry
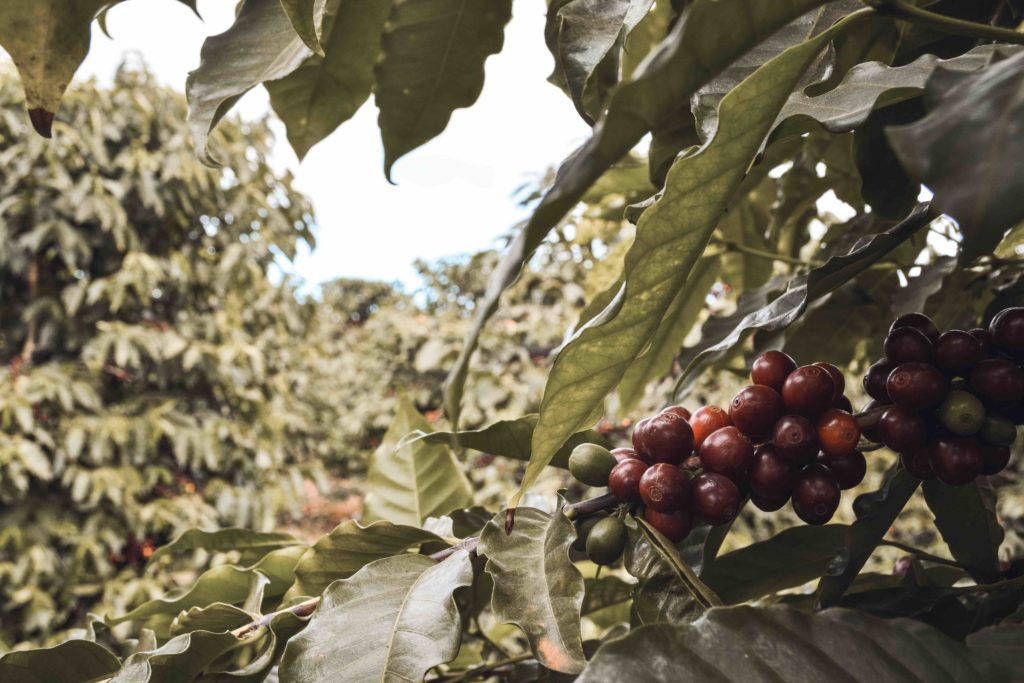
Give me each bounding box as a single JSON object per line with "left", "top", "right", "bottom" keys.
{"left": 751, "top": 350, "right": 797, "bottom": 392}
{"left": 689, "top": 405, "right": 732, "bottom": 450}
{"left": 608, "top": 458, "right": 648, "bottom": 503}
{"left": 572, "top": 514, "right": 606, "bottom": 551}
{"left": 690, "top": 473, "right": 742, "bottom": 526}
{"left": 782, "top": 365, "right": 836, "bottom": 418}
{"left": 748, "top": 444, "right": 796, "bottom": 502}
{"left": 981, "top": 444, "right": 1011, "bottom": 476}
{"left": 699, "top": 426, "right": 754, "bottom": 484}
{"left": 751, "top": 492, "right": 789, "bottom": 512}
{"left": 569, "top": 443, "right": 618, "bottom": 487}
{"left": 834, "top": 395, "right": 853, "bottom": 412}
{"left": 863, "top": 358, "right": 895, "bottom": 402}
{"left": 860, "top": 398, "right": 888, "bottom": 442}
{"left": 634, "top": 410, "right": 694, "bottom": 464}
{"left": 660, "top": 405, "right": 692, "bottom": 421}
{"left": 819, "top": 449, "right": 866, "bottom": 489}
{"left": 980, "top": 414, "right": 1017, "bottom": 446}
{"left": 818, "top": 409, "right": 861, "bottom": 457}
{"left": 1004, "top": 401, "right": 1024, "bottom": 426}
{"left": 813, "top": 362, "right": 846, "bottom": 402}
{"left": 643, "top": 508, "right": 694, "bottom": 543}
{"left": 934, "top": 330, "right": 983, "bottom": 375}
{"left": 772, "top": 414, "right": 819, "bottom": 465}
{"left": 729, "top": 385, "right": 785, "bottom": 440}
{"left": 610, "top": 447, "right": 640, "bottom": 462}
{"left": 930, "top": 437, "right": 984, "bottom": 486}
{"left": 886, "top": 362, "right": 948, "bottom": 411}
{"left": 586, "top": 517, "right": 628, "bottom": 565}
{"left": 631, "top": 417, "right": 652, "bottom": 457}
{"left": 884, "top": 326, "right": 933, "bottom": 364}
{"left": 970, "top": 358, "right": 1024, "bottom": 406}
{"left": 639, "top": 463, "right": 690, "bottom": 512}
{"left": 890, "top": 312, "right": 939, "bottom": 343}
{"left": 878, "top": 405, "right": 929, "bottom": 452}
{"left": 792, "top": 464, "right": 841, "bottom": 525}
{"left": 990, "top": 307, "right": 1024, "bottom": 358}
{"left": 937, "top": 390, "right": 986, "bottom": 436}
{"left": 970, "top": 328, "right": 994, "bottom": 357}
{"left": 900, "top": 445, "right": 935, "bottom": 480}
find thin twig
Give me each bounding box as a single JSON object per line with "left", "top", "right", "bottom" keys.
{"left": 864, "top": 0, "right": 1024, "bottom": 44}
{"left": 714, "top": 238, "right": 822, "bottom": 267}
{"left": 230, "top": 596, "right": 320, "bottom": 638}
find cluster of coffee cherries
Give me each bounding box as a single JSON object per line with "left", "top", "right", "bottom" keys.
{"left": 860, "top": 308, "right": 1023, "bottom": 485}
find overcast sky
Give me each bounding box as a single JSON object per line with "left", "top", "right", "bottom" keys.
{"left": 77, "top": 0, "right": 591, "bottom": 288}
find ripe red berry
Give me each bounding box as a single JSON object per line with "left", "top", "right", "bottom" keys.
{"left": 751, "top": 350, "right": 797, "bottom": 393}
{"left": 859, "top": 398, "right": 888, "bottom": 443}
{"left": 689, "top": 406, "right": 732, "bottom": 450}
{"left": 643, "top": 508, "right": 693, "bottom": 543}
{"left": 819, "top": 449, "right": 866, "bottom": 489}
{"left": 970, "top": 327, "right": 994, "bottom": 357}
{"left": 813, "top": 362, "right": 846, "bottom": 402}
{"left": 878, "top": 405, "right": 929, "bottom": 453}
{"left": 833, "top": 394, "right": 853, "bottom": 412}
{"left": 969, "top": 358, "right": 1024, "bottom": 406}
{"left": 660, "top": 405, "right": 692, "bottom": 421}
{"left": 817, "top": 409, "right": 861, "bottom": 457}
{"left": 900, "top": 445, "right": 936, "bottom": 480}
{"left": 890, "top": 312, "right": 939, "bottom": 343}
{"left": 608, "top": 458, "right": 648, "bottom": 503}
{"left": 631, "top": 417, "right": 652, "bottom": 459}
{"left": 791, "top": 464, "right": 841, "bottom": 525}
{"left": 886, "top": 362, "right": 948, "bottom": 411}
{"left": 863, "top": 358, "right": 895, "bottom": 402}
{"left": 782, "top": 365, "right": 836, "bottom": 418}
{"left": 751, "top": 492, "right": 789, "bottom": 512}
{"left": 699, "top": 426, "right": 754, "bottom": 485}
{"left": 610, "top": 447, "right": 640, "bottom": 462}
{"left": 748, "top": 444, "right": 796, "bottom": 501}
{"left": 930, "top": 437, "right": 984, "bottom": 485}
{"left": 934, "top": 330, "right": 984, "bottom": 376}
{"left": 729, "top": 385, "right": 785, "bottom": 440}
{"left": 981, "top": 444, "right": 1011, "bottom": 476}
{"left": 990, "top": 307, "right": 1024, "bottom": 358}
{"left": 639, "top": 463, "right": 690, "bottom": 512}
{"left": 634, "top": 410, "right": 694, "bottom": 464}
{"left": 884, "top": 326, "right": 933, "bottom": 364}
{"left": 772, "top": 414, "right": 819, "bottom": 465}
{"left": 690, "top": 473, "right": 742, "bottom": 526}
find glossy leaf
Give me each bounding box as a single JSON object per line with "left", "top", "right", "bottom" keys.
{"left": 150, "top": 528, "right": 301, "bottom": 563}
{"left": 280, "top": 0, "right": 325, "bottom": 55}
{"left": 0, "top": 640, "right": 119, "bottom": 683}
{"left": 923, "top": 478, "right": 1004, "bottom": 583}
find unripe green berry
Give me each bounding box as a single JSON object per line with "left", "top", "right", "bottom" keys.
{"left": 981, "top": 414, "right": 1017, "bottom": 446}
{"left": 585, "top": 517, "right": 628, "bottom": 566}
{"left": 568, "top": 443, "right": 618, "bottom": 487}
{"left": 938, "top": 390, "right": 986, "bottom": 436}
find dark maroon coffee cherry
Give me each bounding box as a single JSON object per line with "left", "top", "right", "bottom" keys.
{"left": 863, "top": 358, "right": 895, "bottom": 402}
{"left": 751, "top": 492, "right": 789, "bottom": 512}
{"left": 886, "top": 362, "right": 948, "bottom": 411}
{"left": 884, "top": 326, "right": 933, "bottom": 365}
{"left": 970, "top": 328, "right": 994, "bottom": 357}
{"left": 782, "top": 365, "right": 836, "bottom": 418}
{"left": 608, "top": 458, "right": 648, "bottom": 503}
{"left": 698, "top": 426, "right": 754, "bottom": 485}
{"left": 819, "top": 449, "right": 866, "bottom": 489}
{"left": 639, "top": 463, "right": 690, "bottom": 513}
{"left": 643, "top": 508, "right": 693, "bottom": 543}
{"left": 690, "top": 473, "right": 742, "bottom": 526}
{"left": 748, "top": 444, "right": 796, "bottom": 501}
{"left": 970, "top": 358, "right": 1024, "bottom": 406}
{"left": 930, "top": 437, "right": 984, "bottom": 486}
{"left": 990, "top": 307, "right": 1024, "bottom": 358}
{"left": 751, "top": 350, "right": 797, "bottom": 393}
{"left": 934, "top": 330, "right": 984, "bottom": 376}
{"left": 610, "top": 447, "right": 640, "bottom": 462}
{"left": 890, "top": 312, "right": 939, "bottom": 343}
{"left": 791, "top": 464, "right": 841, "bottom": 525}
{"left": 900, "top": 444, "right": 936, "bottom": 480}
{"left": 772, "top": 414, "right": 819, "bottom": 465}
{"left": 631, "top": 417, "right": 652, "bottom": 459}
{"left": 859, "top": 398, "right": 889, "bottom": 442}
{"left": 833, "top": 394, "right": 853, "bottom": 412}
{"left": 729, "top": 385, "right": 785, "bottom": 440}
{"left": 635, "top": 410, "right": 695, "bottom": 465}
{"left": 817, "top": 409, "right": 861, "bottom": 457}
{"left": 878, "top": 405, "right": 929, "bottom": 453}
{"left": 689, "top": 405, "right": 732, "bottom": 450}
{"left": 813, "top": 362, "right": 846, "bottom": 402}
{"left": 981, "top": 444, "right": 1011, "bottom": 476}
{"left": 660, "top": 405, "right": 692, "bottom": 421}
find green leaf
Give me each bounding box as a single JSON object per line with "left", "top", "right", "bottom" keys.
{"left": 375, "top": 0, "right": 513, "bottom": 179}
{"left": 202, "top": 611, "right": 308, "bottom": 683}
{"left": 111, "top": 631, "right": 242, "bottom": 683}
{"left": 151, "top": 528, "right": 301, "bottom": 563}
{"left": 363, "top": 394, "right": 473, "bottom": 526}
{"left": 478, "top": 506, "right": 586, "bottom": 674}
{"left": 278, "top": 551, "right": 473, "bottom": 683}
{"left": 967, "top": 624, "right": 1024, "bottom": 680}
{"left": 280, "top": 0, "right": 325, "bottom": 55}
{"left": 636, "top": 518, "right": 721, "bottom": 609}
{"left": 0, "top": 640, "right": 119, "bottom": 683}
{"left": 266, "top": 0, "right": 392, "bottom": 159}
{"left": 626, "top": 522, "right": 705, "bottom": 626}
{"left": 186, "top": 0, "right": 317, "bottom": 164}
{"left": 109, "top": 565, "right": 265, "bottom": 625}
{"left": 582, "top": 575, "right": 634, "bottom": 625}
{"left": 923, "top": 478, "right": 1004, "bottom": 583}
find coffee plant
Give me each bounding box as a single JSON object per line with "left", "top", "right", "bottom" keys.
{"left": 2, "top": 0, "right": 1024, "bottom": 681}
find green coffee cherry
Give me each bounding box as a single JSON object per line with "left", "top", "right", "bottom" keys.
{"left": 571, "top": 514, "right": 605, "bottom": 552}
{"left": 585, "top": 516, "right": 628, "bottom": 566}
{"left": 938, "top": 390, "right": 985, "bottom": 436}
{"left": 981, "top": 414, "right": 1017, "bottom": 446}
{"left": 568, "top": 443, "right": 618, "bottom": 487}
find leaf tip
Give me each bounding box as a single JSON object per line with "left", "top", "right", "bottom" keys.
{"left": 28, "top": 108, "right": 54, "bottom": 138}
{"left": 504, "top": 507, "right": 517, "bottom": 535}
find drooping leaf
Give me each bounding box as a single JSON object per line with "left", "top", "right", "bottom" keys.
{"left": 111, "top": 630, "right": 242, "bottom": 683}
{"left": 150, "top": 528, "right": 301, "bottom": 563}
{"left": 280, "top": 0, "right": 325, "bottom": 55}
{"left": 375, "top": 0, "right": 513, "bottom": 179}
{"left": 109, "top": 566, "right": 266, "bottom": 625}
{"left": 0, "top": 640, "right": 119, "bottom": 683}
{"left": 478, "top": 507, "right": 586, "bottom": 674}
{"left": 278, "top": 551, "right": 473, "bottom": 683}
{"left": 923, "top": 478, "right": 1004, "bottom": 584}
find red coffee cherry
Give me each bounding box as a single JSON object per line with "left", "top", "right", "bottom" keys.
{"left": 834, "top": 394, "right": 853, "bottom": 412}
{"left": 751, "top": 350, "right": 797, "bottom": 393}
{"left": 886, "top": 362, "right": 948, "bottom": 411}
{"left": 981, "top": 444, "right": 1011, "bottom": 476}
{"left": 639, "top": 463, "right": 690, "bottom": 513}
{"left": 689, "top": 405, "right": 733, "bottom": 450}
{"left": 643, "top": 508, "right": 693, "bottom": 543}
{"left": 698, "top": 426, "right": 754, "bottom": 485}
{"left": 791, "top": 464, "right": 841, "bottom": 525}
{"left": 690, "top": 473, "right": 742, "bottom": 526}
{"left": 772, "top": 414, "right": 819, "bottom": 465}
{"left": 729, "top": 385, "right": 785, "bottom": 440}
{"left": 884, "top": 326, "right": 933, "bottom": 365}
{"left": 890, "top": 312, "right": 940, "bottom": 343}
{"left": 751, "top": 492, "right": 789, "bottom": 512}
{"left": 863, "top": 358, "right": 895, "bottom": 402}
{"left": 878, "top": 405, "right": 929, "bottom": 453}
{"left": 970, "top": 327, "right": 994, "bottom": 357}
{"left": 748, "top": 444, "right": 796, "bottom": 502}
{"left": 930, "top": 437, "right": 984, "bottom": 486}
{"left": 634, "top": 410, "right": 694, "bottom": 465}
{"left": 970, "top": 358, "right": 1024, "bottom": 406}
{"left": 990, "top": 307, "right": 1024, "bottom": 358}
{"left": 813, "top": 362, "right": 846, "bottom": 402}
{"left": 817, "top": 409, "right": 861, "bottom": 457}
{"left": 900, "top": 444, "right": 936, "bottom": 480}
{"left": 934, "top": 330, "right": 984, "bottom": 376}
{"left": 660, "top": 405, "right": 692, "bottom": 421}
{"left": 608, "top": 458, "right": 649, "bottom": 503}
{"left": 610, "top": 447, "right": 640, "bottom": 462}
{"left": 819, "top": 449, "right": 866, "bottom": 489}
{"left": 631, "top": 417, "right": 653, "bottom": 460}
{"left": 859, "top": 398, "right": 888, "bottom": 443}
{"left": 782, "top": 365, "right": 836, "bottom": 418}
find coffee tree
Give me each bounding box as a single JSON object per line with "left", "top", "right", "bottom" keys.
{"left": 2, "top": 0, "right": 1024, "bottom": 681}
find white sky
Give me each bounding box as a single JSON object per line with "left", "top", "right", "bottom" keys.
{"left": 78, "top": 0, "right": 591, "bottom": 288}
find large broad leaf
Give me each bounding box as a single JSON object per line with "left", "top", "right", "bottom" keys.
{"left": 109, "top": 565, "right": 266, "bottom": 625}
{"left": 0, "top": 640, "right": 119, "bottom": 683}
{"left": 888, "top": 48, "right": 1024, "bottom": 262}
{"left": 186, "top": 0, "right": 317, "bottom": 164}
{"left": 266, "top": 0, "right": 392, "bottom": 159}
{"left": 577, "top": 605, "right": 1011, "bottom": 681}
{"left": 626, "top": 522, "right": 705, "bottom": 626}
{"left": 375, "top": 0, "right": 513, "bottom": 179}
{"left": 363, "top": 395, "right": 472, "bottom": 526}
{"left": 923, "top": 478, "right": 1004, "bottom": 584}
{"left": 280, "top": 0, "right": 325, "bottom": 55}
{"left": 478, "top": 507, "right": 586, "bottom": 674}
{"left": 202, "top": 610, "right": 308, "bottom": 683}
{"left": 968, "top": 624, "right": 1024, "bottom": 680}
{"left": 0, "top": 1, "right": 107, "bottom": 136}
{"left": 150, "top": 528, "right": 301, "bottom": 563}
{"left": 520, "top": 13, "right": 868, "bottom": 514}
{"left": 112, "top": 631, "right": 242, "bottom": 683}
{"left": 278, "top": 551, "right": 473, "bottom": 683}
